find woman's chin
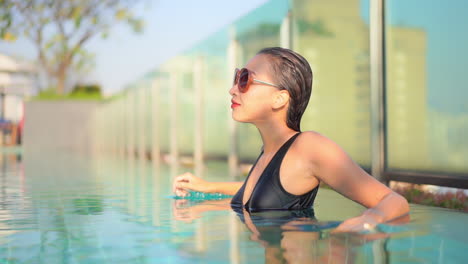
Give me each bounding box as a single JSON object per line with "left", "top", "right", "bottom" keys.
{"left": 231, "top": 113, "right": 247, "bottom": 123}
{"left": 231, "top": 112, "right": 240, "bottom": 121}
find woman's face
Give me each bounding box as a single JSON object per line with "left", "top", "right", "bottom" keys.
{"left": 229, "top": 54, "right": 280, "bottom": 124}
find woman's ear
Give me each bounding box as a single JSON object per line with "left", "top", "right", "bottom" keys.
{"left": 272, "top": 90, "right": 290, "bottom": 110}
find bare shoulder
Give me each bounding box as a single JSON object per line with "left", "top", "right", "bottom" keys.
{"left": 291, "top": 130, "right": 356, "bottom": 176}
{"left": 294, "top": 131, "right": 345, "bottom": 158}
{"left": 278, "top": 131, "right": 327, "bottom": 176}
{"left": 295, "top": 130, "right": 329, "bottom": 143}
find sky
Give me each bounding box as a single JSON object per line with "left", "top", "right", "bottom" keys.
{"left": 0, "top": 0, "right": 267, "bottom": 95}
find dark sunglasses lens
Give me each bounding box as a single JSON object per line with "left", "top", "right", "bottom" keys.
{"left": 238, "top": 69, "right": 249, "bottom": 92}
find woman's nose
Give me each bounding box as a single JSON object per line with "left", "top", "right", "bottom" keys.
{"left": 229, "top": 83, "right": 238, "bottom": 95}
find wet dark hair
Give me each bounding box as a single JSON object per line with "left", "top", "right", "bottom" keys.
{"left": 257, "top": 47, "right": 313, "bottom": 132}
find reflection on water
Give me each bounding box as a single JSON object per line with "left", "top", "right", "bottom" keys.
{"left": 0, "top": 151, "right": 467, "bottom": 263}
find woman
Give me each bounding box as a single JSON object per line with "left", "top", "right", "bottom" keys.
{"left": 173, "top": 47, "right": 409, "bottom": 232}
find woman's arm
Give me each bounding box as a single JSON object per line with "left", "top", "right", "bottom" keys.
{"left": 300, "top": 132, "right": 410, "bottom": 231}
{"left": 173, "top": 172, "right": 243, "bottom": 196}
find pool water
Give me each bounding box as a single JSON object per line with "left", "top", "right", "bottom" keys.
{"left": 0, "top": 151, "right": 467, "bottom": 263}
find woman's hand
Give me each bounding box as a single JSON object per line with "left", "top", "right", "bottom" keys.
{"left": 332, "top": 206, "right": 410, "bottom": 233}
{"left": 172, "top": 172, "right": 211, "bottom": 197}
{"left": 332, "top": 214, "right": 380, "bottom": 233}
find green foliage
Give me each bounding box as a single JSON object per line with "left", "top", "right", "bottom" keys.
{"left": 0, "top": 0, "right": 13, "bottom": 40}
{"left": 34, "top": 87, "right": 102, "bottom": 101}
{"left": 72, "top": 83, "right": 102, "bottom": 95}
{"left": 2, "top": 0, "right": 144, "bottom": 94}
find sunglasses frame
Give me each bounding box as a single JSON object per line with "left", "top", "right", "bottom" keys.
{"left": 234, "top": 68, "right": 280, "bottom": 93}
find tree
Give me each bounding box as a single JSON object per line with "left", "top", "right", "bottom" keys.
{"left": 1, "top": 0, "right": 144, "bottom": 94}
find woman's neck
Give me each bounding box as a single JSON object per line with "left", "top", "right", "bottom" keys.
{"left": 256, "top": 123, "right": 298, "bottom": 155}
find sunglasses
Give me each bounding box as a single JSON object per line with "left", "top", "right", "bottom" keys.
{"left": 233, "top": 68, "right": 280, "bottom": 93}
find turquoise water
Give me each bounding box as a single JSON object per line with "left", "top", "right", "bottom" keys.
{"left": 0, "top": 151, "right": 467, "bottom": 263}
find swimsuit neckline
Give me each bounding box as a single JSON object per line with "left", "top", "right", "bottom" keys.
{"left": 243, "top": 132, "right": 301, "bottom": 208}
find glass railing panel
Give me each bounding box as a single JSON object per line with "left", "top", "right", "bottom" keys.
{"left": 291, "top": 0, "right": 372, "bottom": 166}
{"left": 386, "top": 0, "right": 468, "bottom": 174}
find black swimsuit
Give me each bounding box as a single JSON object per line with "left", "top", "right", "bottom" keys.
{"left": 231, "top": 132, "right": 319, "bottom": 212}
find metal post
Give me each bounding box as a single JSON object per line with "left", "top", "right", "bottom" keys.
{"left": 138, "top": 85, "right": 146, "bottom": 160}
{"left": 370, "top": 0, "right": 387, "bottom": 182}
{"left": 0, "top": 89, "right": 5, "bottom": 145}
{"left": 94, "top": 108, "right": 100, "bottom": 155}
{"left": 116, "top": 100, "right": 119, "bottom": 156}
{"left": 169, "top": 72, "right": 179, "bottom": 177}
{"left": 95, "top": 107, "right": 101, "bottom": 156}
{"left": 227, "top": 27, "right": 241, "bottom": 264}
{"left": 280, "top": 11, "right": 292, "bottom": 49}
{"left": 119, "top": 98, "right": 126, "bottom": 158}
{"left": 113, "top": 102, "right": 119, "bottom": 156}
{"left": 133, "top": 89, "right": 139, "bottom": 160}
{"left": 0, "top": 89, "right": 5, "bottom": 120}
{"left": 168, "top": 66, "right": 185, "bottom": 241}
{"left": 194, "top": 56, "right": 204, "bottom": 178}
{"left": 228, "top": 28, "right": 239, "bottom": 179}
{"left": 151, "top": 78, "right": 161, "bottom": 167}
{"left": 127, "top": 92, "right": 135, "bottom": 160}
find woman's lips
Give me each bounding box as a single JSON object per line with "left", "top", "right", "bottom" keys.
{"left": 231, "top": 100, "right": 240, "bottom": 108}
